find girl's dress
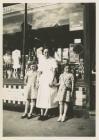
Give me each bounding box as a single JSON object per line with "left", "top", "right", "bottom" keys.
{"left": 36, "top": 57, "right": 58, "bottom": 109}
{"left": 55, "top": 72, "right": 74, "bottom": 102}
{"left": 24, "top": 70, "right": 38, "bottom": 100}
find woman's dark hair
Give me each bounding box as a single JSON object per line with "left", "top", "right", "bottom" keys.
{"left": 43, "top": 44, "right": 54, "bottom": 57}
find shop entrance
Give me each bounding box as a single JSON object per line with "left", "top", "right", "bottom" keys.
{"left": 31, "top": 25, "right": 69, "bottom": 50}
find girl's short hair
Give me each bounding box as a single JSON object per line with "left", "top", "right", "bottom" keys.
{"left": 27, "top": 61, "right": 37, "bottom": 68}
{"left": 64, "top": 63, "right": 71, "bottom": 72}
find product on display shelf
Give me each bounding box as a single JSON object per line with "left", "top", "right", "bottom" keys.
{"left": 7, "top": 68, "right": 12, "bottom": 79}
{"left": 62, "top": 48, "right": 69, "bottom": 64}
{"left": 54, "top": 48, "right": 62, "bottom": 62}
{"left": 12, "top": 49, "right": 21, "bottom": 79}
{"left": 63, "top": 48, "right": 69, "bottom": 59}
{"left": 3, "top": 51, "right": 13, "bottom": 79}
{"left": 3, "top": 51, "right": 12, "bottom": 69}
{"left": 78, "top": 58, "right": 84, "bottom": 80}
{"left": 69, "top": 44, "right": 79, "bottom": 63}
{"left": 12, "top": 49, "right": 21, "bottom": 69}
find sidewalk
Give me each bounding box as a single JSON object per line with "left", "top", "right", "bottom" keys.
{"left": 3, "top": 104, "right": 95, "bottom": 137}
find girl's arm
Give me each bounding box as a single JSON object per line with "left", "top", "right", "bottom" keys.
{"left": 36, "top": 72, "right": 40, "bottom": 88}
{"left": 53, "top": 74, "right": 61, "bottom": 87}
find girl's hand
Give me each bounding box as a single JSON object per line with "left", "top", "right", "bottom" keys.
{"left": 49, "top": 83, "right": 53, "bottom": 87}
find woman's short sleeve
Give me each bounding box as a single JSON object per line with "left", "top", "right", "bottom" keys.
{"left": 51, "top": 58, "right": 57, "bottom": 69}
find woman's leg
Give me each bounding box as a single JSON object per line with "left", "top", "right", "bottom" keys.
{"left": 44, "top": 108, "right": 48, "bottom": 116}
{"left": 38, "top": 108, "right": 44, "bottom": 120}
{"left": 41, "top": 108, "right": 44, "bottom": 116}
{"left": 57, "top": 102, "right": 63, "bottom": 121}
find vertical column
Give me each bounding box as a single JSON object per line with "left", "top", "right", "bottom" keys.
{"left": 83, "top": 3, "right": 95, "bottom": 110}
{"left": 22, "top": 3, "right": 27, "bottom": 78}
{"left": 0, "top": 2, "right": 3, "bottom": 137}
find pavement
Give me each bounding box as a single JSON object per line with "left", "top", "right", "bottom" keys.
{"left": 3, "top": 104, "right": 95, "bottom": 137}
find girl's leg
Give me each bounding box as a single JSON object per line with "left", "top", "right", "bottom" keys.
{"left": 57, "top": 102, "right": 63, "bottom": 121}
{"left": 28, "top": 99, "right": 36, "bottom": 116}
{"left": 24, "top": 99, "right": 30, "bottom": 114}
{"left": 21, "top": 99, "right": 30, "bottom": 118}
{"left": 61, "top": 102, "right": 68, "bottom": 122}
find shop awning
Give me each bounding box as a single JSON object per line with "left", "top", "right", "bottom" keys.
{"left": 3, "top": 3, "right": 83, "bottom": 34}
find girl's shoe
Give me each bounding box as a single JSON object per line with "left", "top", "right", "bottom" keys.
{"left": 21, "top": 113, "right": 27, "bottom": 119}
{"left": 61, "top": 115, "right": 66, "bottom": 122}
{"left": 57, "top": 115, "right": 62, "bottom": 122}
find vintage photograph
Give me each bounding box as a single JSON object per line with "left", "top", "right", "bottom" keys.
{"left": 2, "top": 3, "right": 95, "bottom": 137}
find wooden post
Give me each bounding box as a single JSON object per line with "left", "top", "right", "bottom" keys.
{"left": 22, "top": 3, "right": 27, "bottom": 78}
{"left": 83, "top": 3, "right": 95, "bottom": 110}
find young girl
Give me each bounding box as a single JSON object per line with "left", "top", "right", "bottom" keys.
{"left": 55, "top": 64, "right": 74, "bottom": 122}
{"left": 21, "top": 62, "right": 38, "bottom": 119}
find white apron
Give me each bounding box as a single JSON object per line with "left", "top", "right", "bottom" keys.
{"left": 36, "top": 57, "right": 58, "bottom": 109}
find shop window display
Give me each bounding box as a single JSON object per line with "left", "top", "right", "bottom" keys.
{"left": 3, "top": 47, "right": 38, "bottom": 80}
{"left": 12, "top": 49, "right": 21, "bottom": 79}
{"left": 3, "top": 50, "right": 12, "bottom": 79}
{"left": 54, "top": 42, "right": 84, "bottom": 82}
{"left": 69, "top": 43, "right": 84, "bottom": 81}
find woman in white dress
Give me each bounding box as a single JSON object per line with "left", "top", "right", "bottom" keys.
{"left": 36, "top": 48, "right": 58, "bottom": 120}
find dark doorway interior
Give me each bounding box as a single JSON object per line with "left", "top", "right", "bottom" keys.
{"left": 3, "top": 24, "right": 83, "bottom": 54}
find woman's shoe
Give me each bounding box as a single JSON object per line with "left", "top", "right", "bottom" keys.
{"left": 42, "top": 115, "right": 49, "bottom": 121}
{"left": 21, "top": 113, "right": 27, "bottom": 119}
{"left": 38, "top": 115, "right": 43, "bottom": 120}
{"left": 57, "top": 116, "right": 62, "bottom": 122}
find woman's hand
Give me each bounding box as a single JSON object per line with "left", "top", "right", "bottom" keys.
{"left": 49, "top": 83, "right": 53, "bottom": 87}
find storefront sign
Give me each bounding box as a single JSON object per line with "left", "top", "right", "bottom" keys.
{"left": 74, "top": 39, "right": 81, "bottom": 44}
{"left": 69, "top": 11, "right": 83, "bottom": 31}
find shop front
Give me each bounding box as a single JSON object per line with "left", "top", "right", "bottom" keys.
{"left": 3, "top": 3, "right": 95, "bottom": 112}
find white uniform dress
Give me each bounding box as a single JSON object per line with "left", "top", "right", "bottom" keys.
{"left": 36, "top": 57, "right": 58, "bottom": 109}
